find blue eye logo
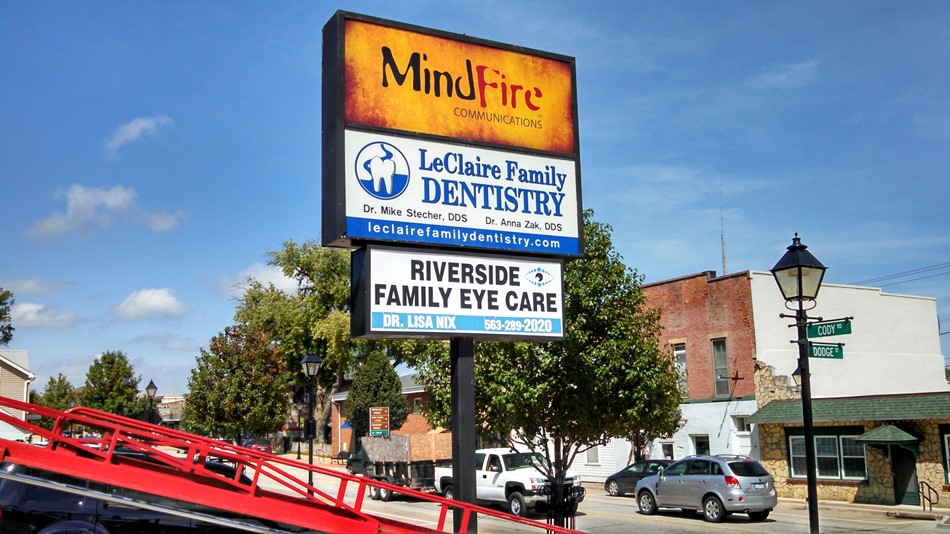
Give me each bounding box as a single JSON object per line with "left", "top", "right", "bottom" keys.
{"left": 524, "top": 267, "right": 554, "bottom": 287}
{"left": 354, "top": 141, "right": 410, "bottom": 200}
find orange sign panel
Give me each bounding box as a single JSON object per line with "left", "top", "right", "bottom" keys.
{"left": 344, "top": 19, "right": 576, "bottom": 155}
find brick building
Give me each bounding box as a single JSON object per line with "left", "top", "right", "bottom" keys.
{"left": 330, "top": 374, "right": 440, "bottom": 455}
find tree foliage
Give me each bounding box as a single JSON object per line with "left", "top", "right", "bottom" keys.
{"left": 32, "top": 374, "right": 78, "bottom": 430}
{"left": 342, "top": 351, "right": 410, "bottom": 441}
{"left": 415, "top": 209, "right": 682, "bottom": 523}
{"left": 0, "top": 288, "right": 13, "bottom": 346}
{"left": 183, "top": 324, "right": 291, "bottom": 443}
{"left": 82, "top": 350, "right": 148, "bottom": 418}
{"left": 234, "top": 240, "right": 445, "bottom": 443}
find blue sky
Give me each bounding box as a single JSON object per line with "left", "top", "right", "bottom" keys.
{"left": 2, "top": 1, "right": 948, "bottom": 395}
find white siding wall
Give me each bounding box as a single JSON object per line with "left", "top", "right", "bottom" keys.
{"left": 749, "top": 271, "right": 949, "bottom": 397}
{"left": 571, "top": 438, "right": 632, "bottom": 484}
{"left": 648, "top": 398, "right": 759, "bottom": 461}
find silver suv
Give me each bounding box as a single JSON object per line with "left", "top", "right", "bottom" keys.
{"left": 634, "top": 455, "right": 777, "bottom": 523}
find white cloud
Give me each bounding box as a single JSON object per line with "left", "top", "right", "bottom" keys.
{"left": 129, "top": 332, "right": 195, "bottom": 352}
{"left": 113, "top": 288, "right": 187, "bottom": 319}
{"left": 219, "top": 262, "right": 298, "bottom": 297}
{"left": 747, "top": 60, "right": 818, "bottom": 90}
{"left": 11, "top": 302, "right": 77, "bottom": 328}
{"left": 27, "top": 184, "right": 186, "bottom": 237}
{"left": 104, "top": 115, "right": 173, "bottom": 158}
{"left": 142, "top": 209, "right": 188, "bottom": 231}
{"left": 1, "top": 277, "right": 69, "bottom": 296}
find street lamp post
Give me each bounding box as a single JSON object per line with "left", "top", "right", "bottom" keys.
{"left": 771, "top": 234, "right": 826, "bottom": 534}
{"left": 145, "top": 379, "right": 158, "bottom": 425}
{"left": 301, "top": 352, "right": 322, "bottom": 495}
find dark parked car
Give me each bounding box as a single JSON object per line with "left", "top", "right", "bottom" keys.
{"left": 635, "top": 454, "right": 777, "bottom": 523}
{"left": 604, "top": 459, "right": 672, "bottom": 496}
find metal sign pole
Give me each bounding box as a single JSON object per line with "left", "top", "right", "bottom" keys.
{"left": 451, "top": 337, "right": 478, "bottom": 533}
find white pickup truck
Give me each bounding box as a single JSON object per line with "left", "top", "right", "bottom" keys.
{"left": 433, "top": 448, "right": 585, "bottom": 516}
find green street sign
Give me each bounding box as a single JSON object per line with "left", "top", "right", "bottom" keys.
{"left": 809, "top": 343, "right": 844, "bottom": 359}
{"left": 807, "top": 319, "right": 852, "bottom": 338}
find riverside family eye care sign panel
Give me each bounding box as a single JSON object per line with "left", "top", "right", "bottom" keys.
{"left": 351, "top": 247, "right": 564, "bottom": 340}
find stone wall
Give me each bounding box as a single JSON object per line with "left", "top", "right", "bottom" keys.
{"left": 757, "top": 419, "right": 949, "bottom": 506}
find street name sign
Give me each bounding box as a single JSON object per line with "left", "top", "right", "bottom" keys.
{"left": 807, "top": 319, "right": 852, "bottom": 338}
{"left": 809, "top": 343, "right": 844, "bottom": 359}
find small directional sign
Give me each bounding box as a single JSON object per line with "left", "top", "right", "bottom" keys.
{"left": 809, "top": 343, "right": 844, "bottom": 359}
{"left": 369, "top": 406, "right": 390, "bottom": 437}
{"left": 807, "top": 319, "right": 852, "bottom": 339}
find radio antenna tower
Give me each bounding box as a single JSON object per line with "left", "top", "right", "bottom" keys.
{"left": 720, "top": 181, "right": 727, "bottom": 276}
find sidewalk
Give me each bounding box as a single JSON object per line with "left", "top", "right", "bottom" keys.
{"left": 778, "top": 496, "right": 950, "bottom": 523}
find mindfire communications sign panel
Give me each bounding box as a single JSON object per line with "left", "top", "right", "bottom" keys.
{"left": 351, "top": 246, "right": 564, "bottom": 340}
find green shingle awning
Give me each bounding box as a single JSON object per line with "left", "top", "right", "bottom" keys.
{"left": 855, "top": 424, "right": 918, "bottom": 444}
{"left": 749, "top": 391, "right": 950, "bottom": 425}
{"left": 855, "top": 425, "right": 920, "bottom": 456}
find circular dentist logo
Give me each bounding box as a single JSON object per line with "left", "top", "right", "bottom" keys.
{"left": 354, "top": 141, "right": 410, "bottom": 200}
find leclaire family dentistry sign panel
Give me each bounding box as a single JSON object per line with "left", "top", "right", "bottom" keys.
{"left": 351, "top": 247, "right": 563, "bottom": 340}
{"left": 344, "top": 130, "right": 579, "bottom": 256}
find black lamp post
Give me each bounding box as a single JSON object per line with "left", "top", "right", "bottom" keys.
{"left": 145, "top": 379, "right": 158, "bottom": 425}
{"left": 301, "top": 352, "right": 322, "bottom": 495}
{"left": 771, "top": 234, "right": 825, "bottom": 534}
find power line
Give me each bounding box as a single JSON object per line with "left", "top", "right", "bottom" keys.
{"left": 850, "top": 261, "right": 950, "bottom": 286}
{"left": 878, "top": 271, "right": 950, "bottom": 287}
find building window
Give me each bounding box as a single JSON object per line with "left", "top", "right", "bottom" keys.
{"left": 413, "top": 397, "right": 423, "bottom": 413}
{"left": 693, "top": 435, "right": 710, "bottom": 455}
{"left": 661, "top": 443, "right": 674, "bottom": 459}
{"left": 733, "top": 416, "right": 750, "bottom": 433}
{"left": 712, "top": 338, "right": 729, "bottom": 396}
{"left": 673, "top": 343, "right": 687, "bottom": 396}
{"left": 586, "top": 447, "right": 600, "bottom": 465}
{"left": 789, "top": 435, "right": 866, "bottom": 480}
{"left": 944, "top": 431, "right": 950, "bottom": 483}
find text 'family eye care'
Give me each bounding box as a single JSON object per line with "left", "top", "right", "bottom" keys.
{"left": 373, "top": 259, "right": 559, "bottom": 312}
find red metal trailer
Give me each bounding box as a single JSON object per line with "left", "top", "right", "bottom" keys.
{"left": 0, "top": 396, "right": 581, "bottom": 533}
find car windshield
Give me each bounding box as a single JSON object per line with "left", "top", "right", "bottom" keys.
{"left": 503, "top": 452, "right": 550, "bottom": 471}
{"left": 728, "top": 460, "right": 771, "bottom": 477}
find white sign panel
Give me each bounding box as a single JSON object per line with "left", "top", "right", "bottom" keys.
{"left": 343, "top": 130, "right": 580, "bottom": 256}
{"left": 352, "top": 247, "right": 564, "bottom": 339}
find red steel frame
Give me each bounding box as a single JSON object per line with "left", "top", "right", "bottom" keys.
{"left": 0, "top": 396, "right": 581, "bottom": 534}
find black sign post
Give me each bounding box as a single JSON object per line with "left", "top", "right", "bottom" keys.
{"left": 450, "top": 338, "right": 477, "bottom": 533}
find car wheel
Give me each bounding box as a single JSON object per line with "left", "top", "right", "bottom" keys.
{"left": 508, "top": 491, "right": 527, "bottom": 517}
{"left": 606, "top": 480, "right": 623, "bottom": 496}
{"left": 369, "top": 486, "right": 380, "bottom": 500}
{"left": 379, "top": 486, "right": 393, "bottom": 501}
{"left": 566, "top": 500, "right": 579, "bottom": 515}
{"left": 442, "top": 484, "right": 454, "bottom": 500}
{"left": 637, "top": 491, "right": 657, "bottom": 515}
{"left": 703, "top": 495, "right": 726, "bottom": 523}
{"left": 748, "top": 510, "right": 770, "bottom": 522}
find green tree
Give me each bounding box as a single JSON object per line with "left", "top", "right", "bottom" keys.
{"left": 182, "top": 324, "right": 291, "bottom": 444}
{"left": 416, "top": 209, "right": 682, "bottom": 524}
{"left": 235, "top": 241, "right": 444, "bottom": 444}
{"left": 82, "top": 350, "right": 148, "bottom": 418}
{"left": 32, "top": 373, "right": 78, "bottom": 430}
{"left": 343, "top": 351, "right": 409, "bottom": 442}
{"left": 0, "top": 288, "right": 13, "bottom": 346}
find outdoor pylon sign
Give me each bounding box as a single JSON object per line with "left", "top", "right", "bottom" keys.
{"left": 369, "top": 406, "right": 390, "bottom": 437}
{"left": 351, "top": 246, "right": 564, "bottom": 340}
{"left": 322, "top": 11, "right": 583, "bottom": 258}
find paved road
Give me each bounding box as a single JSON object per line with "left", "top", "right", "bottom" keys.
{"left": 257, "top": 464, "right": 944, "bottom": 533}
